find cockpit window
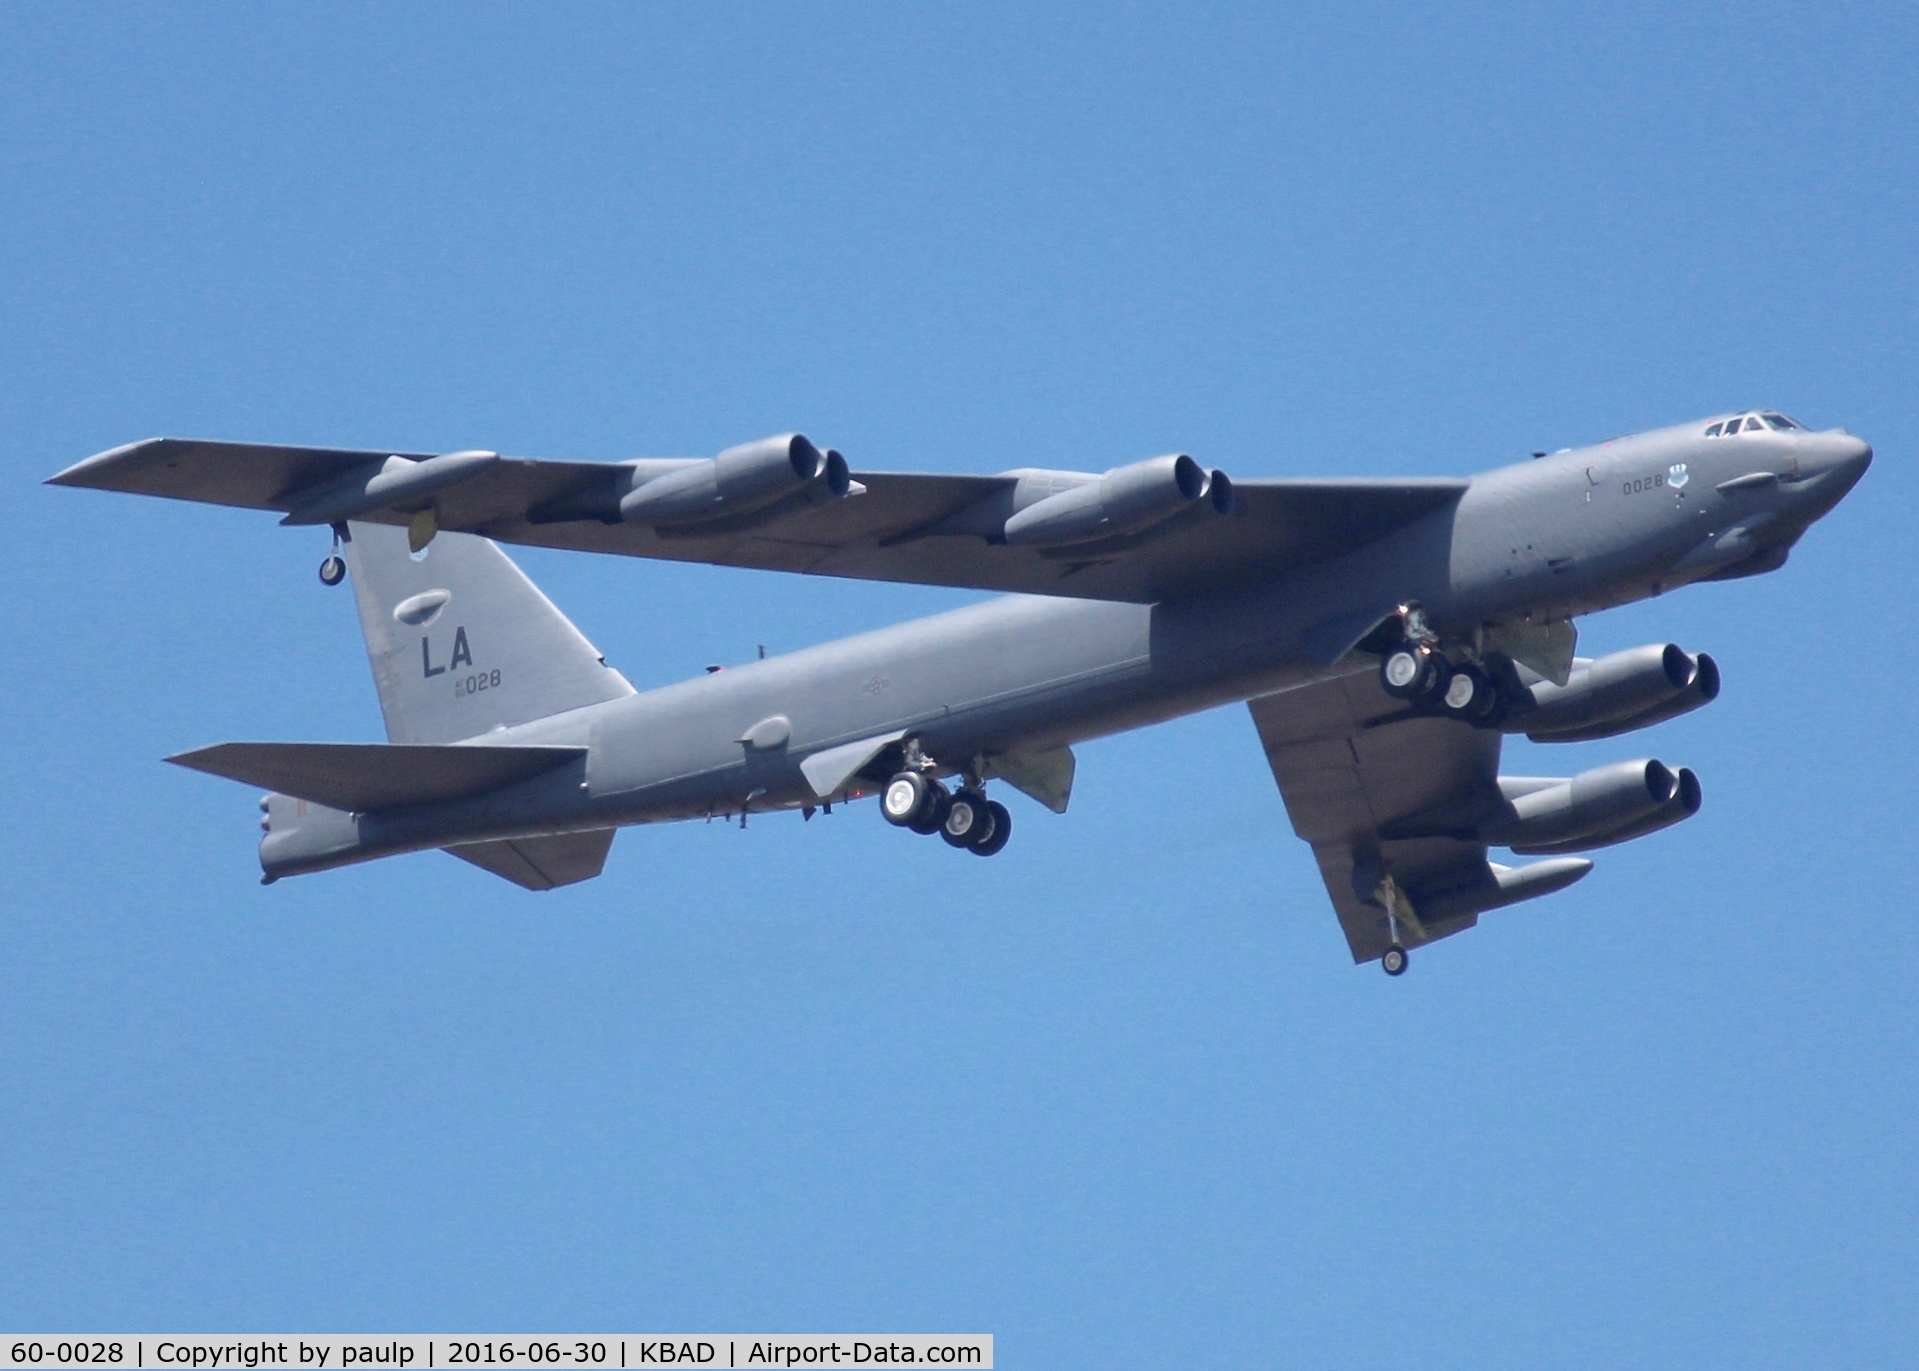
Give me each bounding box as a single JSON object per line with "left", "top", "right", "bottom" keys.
{"left": 1707, "top": 412, "right": 1793, "bottom": 437}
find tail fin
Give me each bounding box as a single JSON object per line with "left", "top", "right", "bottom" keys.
{"left": 342, "top": 521, "right": 634, "bottom": 744}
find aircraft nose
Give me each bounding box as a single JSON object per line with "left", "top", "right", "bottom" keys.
{"left": 1792, "top": 431, "right": 1872, "bottom": 516}
{"left": 1827, "top": 433, "right": 1873, "bottom": 489}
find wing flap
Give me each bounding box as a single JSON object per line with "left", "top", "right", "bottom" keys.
{"left": 167, "top": 741, "right": 586, "bottom": 812}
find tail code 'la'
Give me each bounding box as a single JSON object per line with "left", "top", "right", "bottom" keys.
{"left": 342, "top": 521, "right": 633, "bottom": 744}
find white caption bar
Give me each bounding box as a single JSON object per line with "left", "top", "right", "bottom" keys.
{"left": 1, "top": 1340, "right": 990, "bottom": 1371}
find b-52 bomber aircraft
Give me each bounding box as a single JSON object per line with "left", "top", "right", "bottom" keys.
{"left": 50, "top": 409, "right": 1871, "bottom": 973}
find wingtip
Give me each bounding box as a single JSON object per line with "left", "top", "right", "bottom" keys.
{"left": 45, "top": 437, "right": 169, "bottom": 487}
{"left": 164, "top": 743, "right": 230, "bottom": 772}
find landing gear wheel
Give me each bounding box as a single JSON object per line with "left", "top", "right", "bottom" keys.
{"left": 908, "top": 781, "right": 952, "bottom": 835}
{"left": 1381, "top": 945, "right": 1408, "bottom": 976}
{"left": 1440, "top": 664, "right": 1498, "bottom": 721}
{"left": 941, "top": 790, "right": 989, "bottom": 848}
{"left": 969, "top": 800, "right": 1012, "bottom": 856}
{"left": 1380, "top": 647, "right": 1425, "bottom": 698}
{"left": 881, "top": 771, "right": 933, "bottom": 828}
{"left": 1382, "top": 646, "right": 1448, "bottom": 700}
{"left": 318, "top": 554, "right": 347, "bottom": 586}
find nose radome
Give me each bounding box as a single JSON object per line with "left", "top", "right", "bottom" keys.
{"left": 1811, "top": 432, "right": 1873, "bottom": 501}
{"left": 1830, "top": 433, "right": 1873, "bottom": 481}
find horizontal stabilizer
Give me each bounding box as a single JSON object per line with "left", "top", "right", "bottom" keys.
{"left": 168, "top": 741, "right": 586, "bottom": 812}
{"left": 446, "top": 828, "right": 615, "bottom": 889}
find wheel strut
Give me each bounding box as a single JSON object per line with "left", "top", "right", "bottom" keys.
{"left": 318, "top": 522, "right": 348, "bottom": 586}
{"left": 1379, "top": 886, "right": 1414, "bottom": 976}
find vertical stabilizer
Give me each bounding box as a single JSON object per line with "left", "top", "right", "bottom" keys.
{"left": 342, "top": 521, "right": 634, "bottom": 743}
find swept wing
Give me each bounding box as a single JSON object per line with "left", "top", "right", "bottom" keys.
{"left": 1247, "top": 669, "right": 1591, "bottom": 963}
{"left": 52, "top": 437, "right": 1466, "bottom": 602}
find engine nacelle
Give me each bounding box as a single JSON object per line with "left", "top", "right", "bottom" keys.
{"left": 619, "top": 433, "right": 847, "bottom": 526}
{"left": 1483, "top": 759, "right": 1701, "bottom": 853}
{"left": 281, "top": 449, "right": 500, "bottom": 527}
{"left": 1513, "top": 766, "right": 1701, "bottom": 855}
{"left": 1510, "top": 642, "right": 1720, "bottom": 742}
{"left": 1002, "top": 453, "right": 1231, "bottom": 547}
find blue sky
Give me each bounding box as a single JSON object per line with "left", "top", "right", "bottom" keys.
{"left": 3, "top": 3, "right": 1916, "bottom": 1365}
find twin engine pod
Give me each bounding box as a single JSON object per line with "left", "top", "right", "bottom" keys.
{"left": 1483, "top": 758, "right": 1703, "bottom": 855}
{"left": 1507, "top": 642, "right": 1720, "bottom": 742}
{"left": 1000, "top": 454, "right": 1235, "bottom": 547}
{"left": 526, "top": 433, "right": 855, "bottom": 530}
{"left": 618, "top": 433, "right": 851, "bottom": 526}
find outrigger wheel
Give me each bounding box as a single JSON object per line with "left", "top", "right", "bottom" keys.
{"left": 319, "top": 523, "right": 349, "bottom": 586}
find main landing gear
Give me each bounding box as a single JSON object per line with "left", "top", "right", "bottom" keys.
{"left": 1377, "top": 608, "right": 1504, "bottom": 724}
{"left": 880, "top": 769, "right": 1012, "bottom": 856}
{"left": 1380, "top": 644, "right": 1500, "bottom": 720}
{"left": 1381, "top": 944, "right": 1409, "bottom": 976}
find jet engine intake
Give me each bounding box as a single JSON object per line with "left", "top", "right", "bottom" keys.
{"left": 619, "top": 433, "right": 845, "bottom": 527}
{"left": 1511, "top": 642, "right": 1720, "bottom": 742}
{"left": 1483, "top": 758, "right": 1699, "bottom": 852}
{"left": 1002, "top": 453, "right": 1231, "bottom": 547}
